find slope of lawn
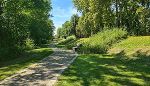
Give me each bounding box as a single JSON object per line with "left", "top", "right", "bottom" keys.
{"left": 0, "top": 48, "right": 53, "bottom": 81}
{"left": 109, "top": 36, "right": 150, "bottom": 55}
{"left": 56, "top": 54, "right": 150, "bottom": 86}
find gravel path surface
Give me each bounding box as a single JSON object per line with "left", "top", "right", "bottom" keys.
{"left": 0, "top": 43, "right": 77, "bottom": 86}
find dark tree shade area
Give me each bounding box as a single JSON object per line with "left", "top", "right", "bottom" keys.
{"left": 0, "top": 0, "right": 54, "bottom": 60}
{"left": 57, "top": 0, "right": 150, "bottom": 38}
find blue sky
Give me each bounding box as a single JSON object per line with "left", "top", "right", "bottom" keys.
{"left": 51, "top": 0, "right": 78, "bottom": 32}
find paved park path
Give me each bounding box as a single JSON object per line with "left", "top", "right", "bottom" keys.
{"left": 0, "top": 43, "right": 77, "bottom": 86}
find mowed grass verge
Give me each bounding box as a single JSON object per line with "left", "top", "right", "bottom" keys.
{"left": 56, "top": 54, "right": 150, "bottom": 86}
{"left": 0, "top": 48, "right": 53, "bottom": 81}
{"left": 109, "top": 36, "right": 150, "bottom": 55}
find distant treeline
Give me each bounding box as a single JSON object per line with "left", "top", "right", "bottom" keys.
{"left": 0, "top": 0, "right": 54, "bottom": 60}
{"left": 57, "top": 0, "right": 150, "bottom": 38}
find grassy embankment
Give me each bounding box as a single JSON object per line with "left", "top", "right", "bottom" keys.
{"left": 57, "top": 29, "right": 127, "bottom": 53}
{"left": 109, "top": 36, "right": 150, "bottom": 56}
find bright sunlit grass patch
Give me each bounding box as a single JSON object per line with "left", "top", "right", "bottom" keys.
{"left": 0, "top": 48, "right": 53, "bottom": 81}
{"left": 109, "top": 36, "right": 150, "bottom": 55}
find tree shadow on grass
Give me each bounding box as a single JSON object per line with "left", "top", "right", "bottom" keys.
{"left": 58, "top": 51, "right": 150, "bottom": 86}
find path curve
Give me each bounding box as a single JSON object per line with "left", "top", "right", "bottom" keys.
{"left": 0, "top": 43, "right": 77, "bottom": 86}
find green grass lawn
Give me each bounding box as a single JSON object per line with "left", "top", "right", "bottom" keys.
{"left": 0, "top": 48, "right": 53, "bottom": 81}
{"left": 110, "top": 36, "right": 150, "bottom": 55}
{"left": 56, "top": 54, "right": 150, "bottom": 86}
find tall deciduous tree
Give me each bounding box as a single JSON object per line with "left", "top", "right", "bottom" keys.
{"left": 70, "top": 14, "right": 79, "bottom": 37}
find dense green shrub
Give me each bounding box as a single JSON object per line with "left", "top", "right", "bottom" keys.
{"left": 78, "top": 28, "right": 128, "bottom": 53}
{"left": 65, "top": 38, "right": 88, "bottom": 49}
{"left": 0, "top": 46, "right": 24, "bottom": 61}
{"left": 58, "top": 36, "right": 76, "bottom": 45}
{"left": 60, "top": 28, "right": 128, "bottom": 54}
{"left": 0, "top": 38, "right": 35, "bottom": 61}
{"left": 24, "top": 38, "right": 35, "bottom": 50}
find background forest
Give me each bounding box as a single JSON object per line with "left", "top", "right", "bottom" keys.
{"left": 57, "top": 0, "right": 150, "bottom": 38}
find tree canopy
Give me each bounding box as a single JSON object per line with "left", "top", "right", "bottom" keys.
{"left": 73, "top": 0, "right": 150, "bottom": 36}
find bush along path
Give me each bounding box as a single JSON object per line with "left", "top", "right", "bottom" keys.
{"left": 0, "top": 42, "right": 78, "bottom": 86}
